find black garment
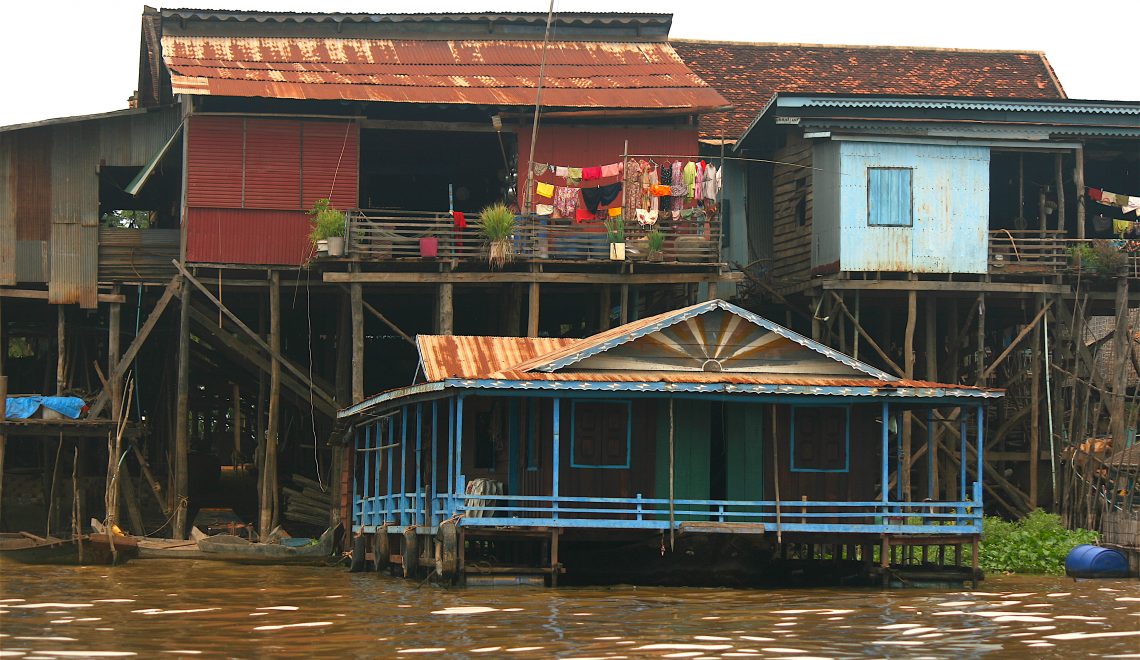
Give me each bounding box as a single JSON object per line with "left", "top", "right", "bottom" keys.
{"left": 658, "top": 165, "right": 673, "bottom": 212}
{"left": 581, "top": 183, "right": 622, "bottom": 212}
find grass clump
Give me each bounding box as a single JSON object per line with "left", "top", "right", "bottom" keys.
{"left": 976, "top": 509, "right": 1098, "bottom": 575}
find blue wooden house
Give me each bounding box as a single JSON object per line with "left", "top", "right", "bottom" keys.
{"left": 340, "top": 299, "right": 1002, "bottom": 586}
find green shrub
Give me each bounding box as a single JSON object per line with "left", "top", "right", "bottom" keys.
{"left": 1068, "top": 240, "right": 1127, "bottom": 279}
{"left": 477, "top": 202, "right": 517, "bottom": 242}
{"left": 603, "top": 216, "right": 625, "bottom": 243}
{"left": 647, "top": 229, "right": 665, "bottom": 253}
{"left": 309, "top": 198, "right": 346, "bottom": 241}
{"left": 975, "top": 509, "right": 1098, "bottom": 575}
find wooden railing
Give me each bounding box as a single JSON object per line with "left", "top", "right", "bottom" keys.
{"left": 988, "top": 230, "right": 1140, "bottom": 278}
{"left": 346, "top": 210, "right": 722, "bottom": 265}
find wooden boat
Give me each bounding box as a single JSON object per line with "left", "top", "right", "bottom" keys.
{"left": 195, "top": 526, "right": 337, "bottom": 565}
{"left": 0, "top": 532, "right": 139, "bottom": 565}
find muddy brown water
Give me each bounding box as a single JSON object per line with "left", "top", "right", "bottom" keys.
{"left": 1, "top": 560, "right": 1137, "bottom": 658}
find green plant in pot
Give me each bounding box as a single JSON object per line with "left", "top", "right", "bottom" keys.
{"left": 646, "top": 228, "right": 665, "bottom": 262}
{"left": 1068, "top": 240, "right": 1127, "bottom": 280}
{"left": 309, "top": 198, "right": 347, "bottom": 257}
{"left": 604, "top": 216, "right": 626, "bottom": 260}
{"left": 478, "top": 202, "right": 517, "bottom": 269}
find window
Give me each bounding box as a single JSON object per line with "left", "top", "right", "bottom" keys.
{"left": 571, "top": 401, "right": 631, "bottom": 469}
{"left": 867, "top": 167, "right": 913, "bottom": 227}
{"left": 790, "top": 406, "right": 850, "bottom": 472}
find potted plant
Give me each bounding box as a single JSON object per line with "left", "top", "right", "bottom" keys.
{"left": 646, "top": 229, "right": 665, "bottom": 262}
{"left": 309, "top": 198, "right": 347, "bottom": 257}
{"left": 1068, "top": 240, "right": 1127, "bottom": 280}
{"left": 478, "top": 202, "right": 517, "bottom": 269}
{"left": 604, "top": 216, "right": 626, "bottom": 261}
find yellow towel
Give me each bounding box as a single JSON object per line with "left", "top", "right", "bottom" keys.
{"left": 536, "top": 182, "right": 554, "bottom": 198}
{"left": 608, "top": 207, "right": 623, "bottom": 217}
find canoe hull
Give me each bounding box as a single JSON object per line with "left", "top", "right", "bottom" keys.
{"left": 0, "top": 533, "right": 139, "bottom": 566}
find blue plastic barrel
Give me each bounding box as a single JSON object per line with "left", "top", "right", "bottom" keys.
{"left": 1065, "top": 544, "right": 1129, "bottom": 578}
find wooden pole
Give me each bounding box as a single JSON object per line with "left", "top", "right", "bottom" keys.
{"left": 0, "top": 375, "right": 6, "bottom": 529}
{"left": 1055, "top": 154, "right": 1066, "bottom": 233}
{"left": 350, "top": 283, "right": 365, "bottom": 403}
{"left": 172, "top": 278, "right": 191, "bottom": 539}
{"left": 1029, "top": 298, "right": 1042, "bottom": 508}
{"left": 260, "top": 271, "right": 282, "bottom": 540}
{"left": 437, "top": 282, "right": 454, "bottom": 335}
{"left": 975, "top": 293, "right": 986, "bottom": 385}
{"left": 901, "top": 290, "right": 917, "bottom": 500}
{"left": 56, "top": 306, "right": 66, "bottom": 395}
{"left": 106, "top": 296, "right": 122, "bottom": 528}
{"left": 924, "top": 299, "right": 939, "bottom": 500}
{"left": 232, "top": 383, "right": 241, "bottom": 465}
{"left": 1110, "top": 276, "right": 1131, "bottom": 447}
{"left": 829, "top": 293, "right": 905, "bottom": 377}
{"left": 527, "top": 281, "right": 540, "bottom": 337}
{"left": 1075, "top": 146, "right": 1085, "bottom": 239}
{"left": 598, "top": 285, "right": 611, "bottom": 332}
{"left": 619, "top": 284, "right": 630, "bottom": 325}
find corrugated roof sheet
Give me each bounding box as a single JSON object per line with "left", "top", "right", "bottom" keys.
{"left": 161, "top": 36, "right": 729, "bottom": 111}
{"left": 417, "top": 335, "right": 577, "bottom": 382}
{"left": 670, "top": 40, "right": 1067, "bottom": 140}
{"left": 161, "top": 9, "right": 672, "bottom": 28}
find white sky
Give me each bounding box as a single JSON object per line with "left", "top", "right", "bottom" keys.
{"left": 1, "top": 0, "right": 1136, "bottom": 127}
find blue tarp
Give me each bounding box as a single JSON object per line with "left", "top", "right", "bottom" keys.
{"left": 4, "top": 396, "right": 86, "bottom": 420}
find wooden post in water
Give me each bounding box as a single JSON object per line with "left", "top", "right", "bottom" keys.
{"left": 1029, "top": 296, "right": 1043, "bottom": 508}
{"left": 107, "top": 293, "right": 122, "bottom": 528}
{"left": 173, "top": 279, "right": 191, "bottom": 540}
{"left": 260, "top": 271, "right": 282, "bottom": 539}
{"left": 924, "top": 299, "right": 939, "bottom": 500}
{"left": 527, "top": 281, "right": 540, "bottom": 337}
{"left": 351, "top": 283, "right": 364, "bottom": 402}
{"left": 1055, "top": 154, "right": 1066, "bottom": 233}
{"left": 437, "top": 281, "right": 454, "bottom": 335}
{"left": 56, "top": 306, "right": 66, "bottom": 395}
{"left": 1075, "top": 146, "right": 1085, "bottom": 239}
{"left": 1110, "top": 276, "right": 1131, "bottom": 448}
{"left": 902, "top": 289, "right": 917, "bottom": 500}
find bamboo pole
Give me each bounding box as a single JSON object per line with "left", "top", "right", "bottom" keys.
{"left": 172, "top": 279, "right": 191, "bottom": 540}
{"left": 1030, "top": 297, "right": 1042, "bottom": 508}
{"left": 902, "top": 290, "right": 917, "bottom": 500}
{"left": 260, "top": 271, "right": 282, "bottom": 540}
{"left": 106, "top": 296, "right": 122, "bottom": 528}
{"left": 924, "top": 299, "right": 939, "bottom": 500}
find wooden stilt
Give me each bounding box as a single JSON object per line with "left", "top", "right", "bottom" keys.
{"left": 1029, "top": 296, "right": 1043, "bottom": 508}
{"left": 106, "top": 295, "right": 122, "bottom": 528}
{"left": 172, "top": 279, "right": 191, "bottom": 539}
{"left": 527, "top": 281, "right": 540, "bottom": 337}
{"left": 260, "top": 271, "right": 282, "bottom": 539}
{"left": 119, "top": 460, "right": 145, "bottom": 536}
{"left": 350, "top": 283, "right": 364, "bottom": 403}
{"left": 1055, "top": 153, "right": 1066, "bottom": 233}
{"left": 56, "top": 306, "right": 66, "bottom": 395}
{"left": 619, "top": 284, "right": 629, "bottom": 325}
{"left": 1110, "top": 276, "right": 1131, "bottom": 446}
{"left": 231, "top": 383, "right": 241, "bottom": 465}
{"left": 504, "top": 284, "right": 522, "bottom": 337}
{"left": 707, "top": 279, "right": 718, "bottom": 302}
{"left": 1075, "top": 146, "right": 1085, "bottom": 239}
{"left": 437, "top": 281, "right": 454, "bottom": 335}
{"left": 924, "top": 299, "right": 939, "bottom": 500}
{"left": 975, "top": 293, "right": 986, "bottom": 385}
{"left": 902, "top": 290, "right": 916, "bottom": 500}
{"left": 598, "top": 285, "right": 611, "bottom": 331}
{"left": 0, "top": 374, "right": 6, "bottom": 529}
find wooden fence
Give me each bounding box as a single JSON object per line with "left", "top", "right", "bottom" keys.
{"left": 988, "top": 230, "right": 1140, "bottom": 278}
{"left": 346, "top": 210, "right": 722, "bottom": 265}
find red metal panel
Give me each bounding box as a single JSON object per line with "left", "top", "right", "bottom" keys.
{"left": 187, "top": 116, "right": 244, "bottom": 208}
{"left": 186, "top": 208, "right": 313, "bottom": 265}
{"left": 515, "top": 124, "right": 700, "bottom": 209}
{"left": 301, "top": 120, "right": 359, "bottom": 210}
{"left": 244, "top": 118, "right": 302, "bottom": 210}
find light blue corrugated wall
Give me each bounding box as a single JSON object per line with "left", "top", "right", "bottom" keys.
{"left": 720, "top": 160, "right": 749, "bottom": 268}
{"left": 837, "top": 141, "right": 989, "bottom": 274}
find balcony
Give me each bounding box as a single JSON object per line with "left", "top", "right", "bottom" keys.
{"left": 345, "top": 210, "right": 722, "bottom": 265}
{"left": 988, "top": 230, "right": 1140, "bottom": 278}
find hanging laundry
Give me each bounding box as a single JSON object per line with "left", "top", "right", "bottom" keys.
{"left": 555, "top": 166, "right": 569, "bottom": 178}
{"left": 452, "top": 211, "right": 467, "bottom": 229}
{"left": 659, "top": 163, "right": 673, "bottom": 212}
{"left": 1126, "top": 196, "right": 1140, "bottom": 215}
{"left": 582, "top": 166, "right": 603, "bottom": 181}
{"left": 694, "top": 162, "right": 705, "bottom": 200}
{"left": 536, "top": 182, "right": 554, "bottom": 198}
{"left": 623, "top": 159, "right": 642, "bottom": 216}
{"left": 1087, "top": 188, "right": 1103, "bottom": 202}
{"left": 1113, "top": 219, "right": 1132, "bottom": 237}
{"left": 554, "top": 187, "right": 580, "bottom": 218}
{"left": 703, "top": 164, "right": 721, "bottom": 199}
{"left": 533, "top": 162, "right": 550, "bottom": 175}
{"left": 670, "top": 161, "right": 685, "bottom": 197}
{"left": 581, "top": 183, "right": 623, "bottom": 212}
{"left": 636, "top": 209, "right": 659, "bottom": 226}
{"left": 650, "top": 184, "right": 672, "bottom": 197}
{"left": 608, "top": 207, "right": 623, "bottom": 218}
{"left": 574, "top": 207, "right": 596, "bottom": 223}
{"left": 567, "top": 167, "right": 583, "bottom": 185}
{"left": 535, "top": 204, "right": 554, "bottom": 216}
{"left": 601, "top": 162, "right": 623, "bottom": 178}
{"left": 682, "top": 161, "right": 697, "bottom": 199}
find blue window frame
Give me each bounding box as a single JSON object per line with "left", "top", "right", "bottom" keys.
{"left": 570, "top": 400, "right": 632, "bottom": 469}
{"left": 867, "top": 167, "right": 913, "bottom": 227}
{"left": 790, "top": 405, "right": 850, "bottom": 473}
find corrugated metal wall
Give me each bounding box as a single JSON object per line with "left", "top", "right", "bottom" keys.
{"left": 185, "top": 115, "right": 359, "bottom": 265}
{"left": 837, "top": 140, "right": 989, "bottom": 274}
{"left": 515, "top": 124, "right": 700, "bottom": 210}
{"left": 0, "top": 105, "right": 183, "bottom": 306}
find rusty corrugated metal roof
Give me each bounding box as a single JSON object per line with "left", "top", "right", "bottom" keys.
{"left": 486, "top": 371, "right": 992, "bottom": 391}
{"left": 417, "top": 335, "right": 577, "bottom": 382}
{"left": 160, "top": 36, "right": 729, "bottom": 111}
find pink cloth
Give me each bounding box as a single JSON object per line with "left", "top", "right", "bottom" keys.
{"left": 600, "top": 162, "right": 623, "bottom": 178}
{"left": 582, "top": 166, "right": 603, "bottom": 181}
{"left": 554, "top": 186, "right": 580, "bottom": 217}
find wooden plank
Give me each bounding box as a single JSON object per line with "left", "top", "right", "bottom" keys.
{"left": 323, "top": 271, "right": 736, "bottom": 285}
{"left": 0, "top": 289, "right": 125, "bottom": 303}
{"left": 822, "top": 280, "right": 1070, "bottom": 294}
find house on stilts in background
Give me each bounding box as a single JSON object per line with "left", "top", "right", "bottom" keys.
{"left": 341, "top": 299, "right": 1003, "bottom": 585}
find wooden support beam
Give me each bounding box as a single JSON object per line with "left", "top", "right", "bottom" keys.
{"left": 437, "top": 282, "right": 454, "bottom": 335}
{"left": 598, "top": 285, "right": 611, "bottom": 331}
{"left": 1029, "top": 296, "right": 1043, "bottom": 508}
{"left": 172, "top": 278, "right": 191, "bottom": 540}
{"left": 980, "top": 301, "right": 1052, "bottom": 382}
{"left": 106, "top": 295, "right": 123, "bottom": 528}
{"left": 1075, "top": 146, "right": 1085, "bottom": 239}
{"left": 89, "top": 275, "right": 183, "bottom": 417}
{"left": 902, "top": 290, "right": 916, "bottom": 500}
{"left": 1055, "top": 153, "right": 1066, "bottom": 233}
{"left": 1110, "top": 276, "right": 1131, "bottom": 447}
{"left": 619, "top": 284, "right": 630, "bottom": 325}
{"left": 527, "top": 282, "right": 540, "bottom": 337}
{"left": 821, "top": 280, "right": 1070, "bottom": 294}
{"left": 345, "top": 291, "right": 414, "bottom": 346}
{"left": 260, "top": 271, "right": 281, "bottom": 540}
{"left": 828, "top": 293, "right": 904, "bottom": 377}
{"left": 351, "top": 283, "right": 365, "bottom": 404}
{"left": 0, "top": 375, "right": 6, "bottom": 529}
{"left": 56, "top": 306, "right": 66, "bottom": 395}
{"left": 172, "top": 261, "right": 338, "bottom": 413}
{"left": 924, "top": 299, "right": 939, "bottom": 499}
{"left": 324, "top": 271, "right": 737, "bottom": 285}
{"left": 232, "top": 383, "right": 241, "bottom": 465}
{"left": 0, "top": 289, "right": 126, "bottom": 304}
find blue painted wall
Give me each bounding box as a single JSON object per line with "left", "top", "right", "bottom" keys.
{"left": 813, "top": 140, "right": 990, "bottom": 274}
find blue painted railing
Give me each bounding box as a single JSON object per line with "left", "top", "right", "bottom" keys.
{"left": 352, "top": 482, "right": 983, "bottom": 535}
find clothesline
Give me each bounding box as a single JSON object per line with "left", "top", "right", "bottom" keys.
{"left": 1087, "top": 187, "right": 1140, "bottom": 215}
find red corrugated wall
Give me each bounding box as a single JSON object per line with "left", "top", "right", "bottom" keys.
{"left": 186, "top": 115, "right": 359, "bottom": 265}
{"left": 515, "top": 124, "right": 700, "bottom": 211}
